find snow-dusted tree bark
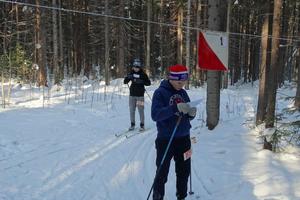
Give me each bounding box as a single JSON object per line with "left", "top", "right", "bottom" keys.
{"left": 265, "top": 0, "right": 283, "bottom": 128}
{"left": 206, "top": 0, "right": 223, "bottom": 130}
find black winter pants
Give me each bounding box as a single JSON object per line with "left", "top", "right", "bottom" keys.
{"left": 153, "top": 135, "right": 191, "bottom": 200}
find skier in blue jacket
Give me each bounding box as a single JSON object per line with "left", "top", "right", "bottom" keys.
{"left": 151, "top": 64, "right": 197, "bottom": 200}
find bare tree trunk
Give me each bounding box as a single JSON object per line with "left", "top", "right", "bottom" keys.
{"left": 159, "top": 0, "right": 165, "bottom": 77}
{"left": 177, "top": 4, "right": 183, "bottom": 64}
{"left": 146, "top": 0, "right": 151, "bottom": 76}
{"left": 58, "top": 0, "right": 64, "bottom": 79}
{"left": 256, "top": 5, "right": 270, "bottom": 125}
{"left": 185, "top": 0, "right": 191, "bottom": 90}
{"left": 295, "top": 54, "right": 300, "bottom": 109}
{"left": 266, "top": 0, "right": 283, "bottom": 128}
{"left": 206, "top": 0, "right": 222, "bottom": 130}
{"left": 52, "top": 0, "right": 59, "bottom": 84}
{"left": 2, "top": 20, "right": 7, "bottom": 108}
{"left": 195, "top": 0, "right": 205, "bottom": 87}
{"left": 277, "top": 0, "right": 288, "bottom": 87}
{"left": 1, "top": 70, "right": 5, "bottom": 108}
{"left": 15, "top": 4, "right": 19, "bottom": 42}
{"left": 104, "top": 0, "right": 110, "bottom": 85}
{"left": 117, "top": 0, "right": 125, "bottom": 77}
{"left": 36, "top": 0, "right": 47, "bottom": 87}
{"left": 223, "top": 0, "right": 231, "bottom": 89}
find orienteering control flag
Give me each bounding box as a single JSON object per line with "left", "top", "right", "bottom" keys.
{"left": 198, "top": 31, "right": 228, "bottom": 71}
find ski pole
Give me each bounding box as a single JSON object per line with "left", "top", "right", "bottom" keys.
{"left": 145, "top": 89, "right": 152, "bottom": 102}
{"left": 189, "top": 136, "right": 197, "bottom": 195}
{"left": 146, "top": 116, "right": 182, "bottom": 200}
{"left": 189, "top": 158, "right": 194, "bottom": 195}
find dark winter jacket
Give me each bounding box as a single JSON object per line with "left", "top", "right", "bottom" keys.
{"left": 151, "top": 80, "right": 194, "bottom": 139}
{"left": 124, "top": 69, "right": 151, "bottom": 97}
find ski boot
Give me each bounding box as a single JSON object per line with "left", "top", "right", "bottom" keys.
{"left": 128, "top": 122, "right": 135, "bottom": 131}
{"left": 139, "top": 123, "right": 145, "bottom": 132}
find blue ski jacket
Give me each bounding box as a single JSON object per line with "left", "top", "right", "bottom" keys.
{"left": 151, "top": 80, "right": 194, "bottom": 139}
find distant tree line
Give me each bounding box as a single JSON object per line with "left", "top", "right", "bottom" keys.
{"left": 0, "top": 0, "right": 300, "bottom": 129}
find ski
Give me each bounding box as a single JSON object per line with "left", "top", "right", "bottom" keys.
{"left": 115, "top": 129, "right": 135, "bottom": 137}
{"left": 188, "top": 195, "right": 201, "bottom": 200}
{"left": 125, "top": 128, "right": 150, "bottom": 139}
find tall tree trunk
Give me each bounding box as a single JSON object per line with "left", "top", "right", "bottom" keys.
{"left": 295, "top": 2, "right": 300, "bottom": 109}
{"left": 256, "top": 4, "right": 270, "bottom": 125}
{"left": 52, "top": 0, "right": 59, "bottom": 84}
{"left": 117, "top": 0, "right": 125, "bottom": 77}
{"left": 36, "top": 0, "right": 47, "bottom": 87}
{"left": 159, "top": 0, "right": 164, "bottom": 77}
{"left": 266, "top": 0, "right": 283, "bottom": 128}
{"left": 195, "top": 0, "right": 205, "bottom": 86}
{"left": 1, "top": 70, "right": 5, "bottom": 108}
{"left": 146, "top": 0, "right": 151, "bottom": 76}
{"left": 185, "top": 0, "right": 191, "bottom": 89}
{"left": 295, "top": 52, "right": 300, "bottom": 109}
{"left": 15, "top": 4, "right": 19, "bottom": 42}
{"left": 2, "top": 18, "right": 7, "bottom": 108}
{"left": 83, "top": 0, "right": 90, "bottom": 77}
{"left": 177, "top": 3, "right": 183, "bottom": 64}
{"left": 206, "top": 0, "right": 223, "bottom": 130}
{"left": 58, "top": 0, "right": 64, "bottom": 79}
{"left": 277, "top": 0, "right": 288, "bottom": 87}
{"left": 223, "top": 0, "right": 231, "bottom": 89}
{"left": 104, "top": 0, "right": 110, "bottom": 85}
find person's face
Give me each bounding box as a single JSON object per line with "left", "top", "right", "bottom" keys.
{"left": 133, "top": 66, "right": 140, "bottom": 72}
{"left": 169, "top": 80, "right": 186, "bottom": 90}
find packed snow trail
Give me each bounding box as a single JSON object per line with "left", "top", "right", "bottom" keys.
{"left": 1, "top": 82, "right": 300, "bottom": 200}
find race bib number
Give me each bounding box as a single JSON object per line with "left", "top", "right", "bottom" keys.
{"left": 133, "top": 74, "right": 140, "bottom": 78}
{"left": 183, "top": 149, "right": 192, "bottom": 161}
{"left": 191, "top": 136, "right": 197, "bottom": 144}
{"left": 137, "top": 100, "right": 144, "bottom": 106}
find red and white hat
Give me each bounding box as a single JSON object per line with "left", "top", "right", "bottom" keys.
{"left": 168, "top": 64, "right": 189, "bottom": 81}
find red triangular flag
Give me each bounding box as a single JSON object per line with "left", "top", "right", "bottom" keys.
{"left": 198, "top": 31, "right": 228, "bottom": 71}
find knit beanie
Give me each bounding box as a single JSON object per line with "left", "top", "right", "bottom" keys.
{"left": 168, "top": 64, "right": 189, "bottom": 81}
{"left": 132, "top": 58, "right": 142, "bottom": 68}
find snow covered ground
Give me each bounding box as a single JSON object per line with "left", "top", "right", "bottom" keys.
{"left": 0, "top": 79, "right": 299, "bottom": 200}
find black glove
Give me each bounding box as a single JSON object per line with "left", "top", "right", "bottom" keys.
{"left": 126, "top": 74, "right": 133, "bottom": 80}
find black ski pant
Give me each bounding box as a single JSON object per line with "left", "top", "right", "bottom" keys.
{"left": 153, "top": 135, "right": 191, "bottom": 200}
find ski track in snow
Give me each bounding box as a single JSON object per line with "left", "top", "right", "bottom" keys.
{"left": 33, "top": 136, "right": 127, "bottom": 198}
{"left": 32, "top": 126, "right": 156, "bottom": 200}
{"left": 1, "top": 82, "right": 300, "bottom": 200}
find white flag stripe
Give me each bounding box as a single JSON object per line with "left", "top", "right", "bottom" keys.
{"left": 203, "top": 31, "right": 228, "bottom": 69}
{"left": 170, "top": 71, "right": 189, "bottom": 74}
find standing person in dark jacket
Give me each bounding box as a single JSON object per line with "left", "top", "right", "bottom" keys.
{"left": 124, "top": 58, "right": 151, "bottom": 131}
{"left": 151, "top": 64, "right": 197, "bottom": 200}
